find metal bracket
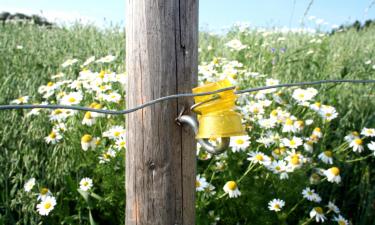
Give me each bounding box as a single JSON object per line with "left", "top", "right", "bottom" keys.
{"left": 176, "top": 107, "right": 230, "bottom": 155}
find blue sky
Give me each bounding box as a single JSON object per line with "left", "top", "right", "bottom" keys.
{"left": 1, "top": 0, "right": 375, "bottom": 30}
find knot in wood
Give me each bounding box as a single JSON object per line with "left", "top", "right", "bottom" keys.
{"left": 147, "top": 160, "right": 156, "bottom": 170}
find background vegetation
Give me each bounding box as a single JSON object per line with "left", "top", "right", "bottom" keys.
{"left": 0, "top": 21, "right": 374, "bottom": 224}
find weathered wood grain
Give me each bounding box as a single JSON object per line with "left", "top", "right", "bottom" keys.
{"left": 125, "top": 0, "right": 198, "bottom": 224}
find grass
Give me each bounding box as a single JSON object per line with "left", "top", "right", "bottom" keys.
{"left": 0, "top": 23, "right": 374, "bottom": 224}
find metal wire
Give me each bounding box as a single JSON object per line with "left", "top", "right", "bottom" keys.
{"left": 0, "top": 79, "right": 374, "bottom": 115}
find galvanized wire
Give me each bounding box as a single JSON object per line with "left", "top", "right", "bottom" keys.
{"left": 0, "top": 79, "right": 374, "bottom": 115}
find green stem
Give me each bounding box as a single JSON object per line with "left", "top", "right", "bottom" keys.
{"left": 300, "top": 217, "right": 313, "bottom": 225}
{"left": 287, "top": 199, "right": 304, "bottom": 216}
{"left": 346, "top": 153, "right": 373, "bottom": 163}
{"left": 238, "top": 162, "right": 256, "bottom": 183}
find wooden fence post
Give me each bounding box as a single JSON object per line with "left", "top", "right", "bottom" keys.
{"left": 125, "top": 0, "right": 198, "bottom": 224}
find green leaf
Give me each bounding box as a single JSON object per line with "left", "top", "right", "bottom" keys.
{"left": 89, "top": 210, "right": 97, "bottom": 225}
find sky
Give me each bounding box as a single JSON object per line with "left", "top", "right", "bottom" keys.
{"left": 1, "top": 0, "right": 375, "bottom": 31}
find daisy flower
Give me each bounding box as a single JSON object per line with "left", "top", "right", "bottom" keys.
{"left": 303, "top": 141, "right": 314, "bottom": 153}
{"left": 302, "top": 187, "right": 322, "bottom": 203}
{"left": 282, "top": 137, "right": 303, "bottom": 149}
{"left": 24, "top": 178, "right": 36, "bottom": 192}
{"left": 81, "top": 134, "right": 96, "bottom": 151}
{"left": 45, "top": 130, "right": 62, "bottom": 144}
{"left": 230, "top": 136, "right": 250, "bottom": 152}
{"left": 79, "top": 178, "right": 93, "bottom": 191}
{"left": 36, "top": 196, "right": 57, "bottom": 216}
{"left": 103, "top": 91, "right": 122, "bottom": 103}
{"left": 327, "top": 201, "right": 340, "bottom": 214}
{"left": 294, "top": 120, "right": 305, "bottom": 132}
{"left": 115, "top": 137, "right": 127, "bottom": 150}
{"left": 82, "top": 111, "right": 96, "bottom": 126}
{"left": 82, "top": 56, "right": 95, "bottom": 67}
{"left": 344, "top": 131, "right": 360, "bottom": 142}
{"left": 11, "top": 96, "right": 29, "bottom": 104}
{"left": 99, "top": 149, "right": 116, "bottom": 164}
{"left": 312, "top": 127, "right": 322, "bottom": 138}
{"left": 247, "top": 151, "right": 271, "bottom": 165}
{"left": 268, "top": 160, "right": 287, "bottom": 175}
{"left": 349, "top": 138, "right": 364, "bottom": 152}
{"left": 361, "top": 127, "right": 375, "bottom": 137}
{"left": 310, "top": 102, "right": 322, "bottom": 111}
{"left": 292, "top": 88, "right": 318, "bottom": 103}
{"left": 282, "top": 118, "right": 296, "bottom": 133}
{"left": 225, "top": 39, "right": 247, "bottom": 51}
{"left": 38, "top": 188, "right": 52, "bottom": 201}
{"left": 368, "top": 141, "right": 375, "bottom": 152}
{"left": 323, "top": 167, "right": 341, "bottom": 184}
{"left": 60, "top": 92, "right": 83, "bottom": 105}
{"left": 333, "top": 215, "right": 349, "bottom": 225}
{"left": 96, "top": 55, "right": 116, "bottom": 63}
{"left": 223, "top": 181, "right": 241, "bottom": 198}
{"left": 319, "top": 105, "right": 338, "bottom": 121}
{"left": 196, "top": 175, "right": 209, "bottom": 192}
{"left": 103, "top": 126, "right": 126, "bottom": 140}
{"left": 309, "top": 207, "right": 326, "bottom": 223}
{"left": 61, "top": 58, "right": 78, "bottom": 68}
{"left": 318, "top": 150, "right": 333, "bottom": 164}
{"left": 268, "top": 199, "right": 285, "bottom": 212}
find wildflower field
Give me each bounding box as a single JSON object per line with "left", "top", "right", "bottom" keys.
{"left": 0, "top": 23, "right": 375, "bottom": 225}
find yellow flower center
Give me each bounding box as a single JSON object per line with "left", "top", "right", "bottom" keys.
{"left": 226, "top": 181, "right": 237, "bottom": 190}
{"left": 255, "top": 154, "right": 264, "bottom": 161}
{"left": 275, "top": 166, "right": 281, "bottom": 171}
{"left": 296, "top": 120, "right": 304, "bottom": 127}
{"left": 40, "top": 188, "right": 49, "bottom": 195}
{"left": 325, "top": 113, "right": 332, "bottom": 117}
{"left": 54, "top": 109, "right": 63, "bottom": 115}
{"left": 298, "top": 93, "right": 305, "bottom": 99}
{"left": 354, "top": 138, "right": 363, "bottom": 145}
{"left": 271, "top": 110, "right": 278, "bottom": 117}
{"left": 119, "top": 141, "right": 126, "bottom": 147}
{"left": 314, "top": 102, "right": 321, "bottom": 107}
{"left": 235, "top": 139, "right": 245, "bottom": 145}
{"left": 114, "top": 131, "right": 121, "bottom": 137}
{"left": 68, "top": 97, "right": 76, "bottom": 103}
{"left": 289, "top": 140, "right": 296, "bottom": 146}
{"left": 81, "top": 134, "right": 93, "bottom": 143}
{"left": 291, "top": 156, "right": 300, "bottom": 165}
{"left": 47, "top": 82, "right": 54, "bottom": 87}
{"left": 99, "top": 70, "right": 105, "bottom": 79}
{"left": 338, "top": 221, "right": 346, "bottom": 225}
{"left": 314, "top": 127, "right": 321, "bottom": 133}
{"left": 273, "top": 148, "right": 281, "bottom": 155}
{"left": 285, "top": 118, "right": 293, "bottom": 125}
{"left": 324, "top": 151, "right": 332, "bottom": 157}
{"left": 103, "top": 153, "right": 110, "bottom": 159}
{"left": 195, "top": 180, "right": 201, "bottom": 188}
{"left": 84, "top": 112, "right": 92, "bottom": 119}
{"left": 44, "top": 202, "right": 52, "bottom": 209}
{"left": 352, "top": 131, "right": 359, "bottom": 136}
{"left": 274, "top": 204, "right": 280, "bottom": 209}
{"left": 49, "top": 132, "right": 56, "bottom": 139}
{"left": 213, "top": 58, "right": 219, "bottom": 65}
{"left": 314, "top": 207, "right": 323, "bottom": 214}
{"left": 83, "top": 181, "right": 89, "bottom": 186}
{"left": 330, "top": 167, "right": 340, "bottom": 176}
{"left": 18, "top": 97, "right": 24, "bottom": 102}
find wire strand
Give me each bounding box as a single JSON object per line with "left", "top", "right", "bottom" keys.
{"left": 0, "top": 79, "right": 374, "bottom": 115}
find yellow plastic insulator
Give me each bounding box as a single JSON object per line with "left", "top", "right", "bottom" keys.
{"left": 192, "top": 79, "right": 246, "bottom": 139}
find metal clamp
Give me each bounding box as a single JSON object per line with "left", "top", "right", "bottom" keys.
{"left": 176, "top": 106, "right": 230, "bottom": 155}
